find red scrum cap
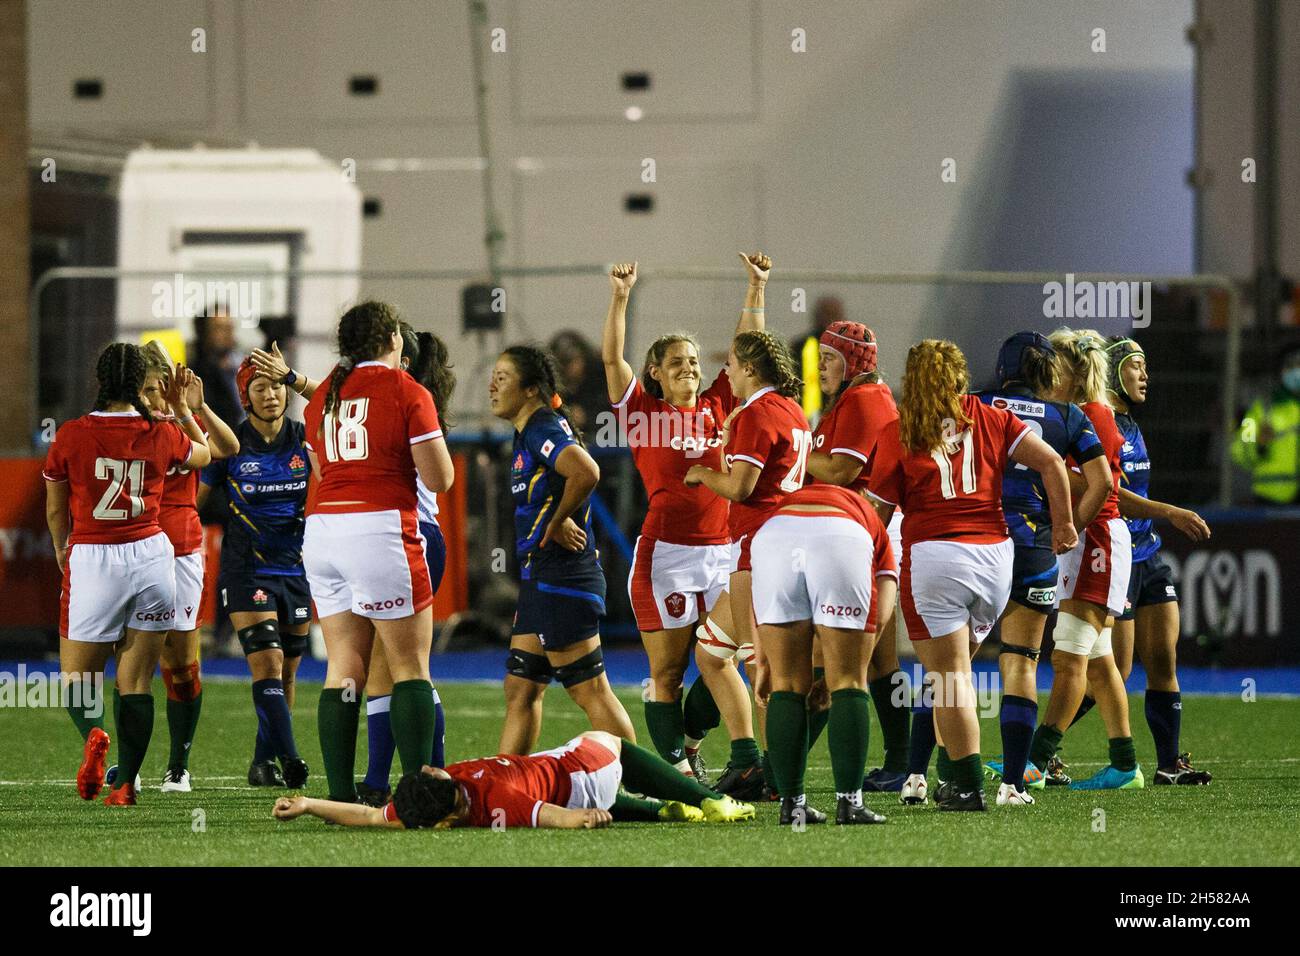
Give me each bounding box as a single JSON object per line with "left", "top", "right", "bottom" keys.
{"left": 236, "top": 356, "right": 263, "bottom": 408}
{"left": 819, "top": 321, "right": 878, "bottom": 378}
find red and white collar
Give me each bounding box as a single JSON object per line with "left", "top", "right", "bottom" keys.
{"left": 743, "top": 385, "right": 775, "bottom": 407}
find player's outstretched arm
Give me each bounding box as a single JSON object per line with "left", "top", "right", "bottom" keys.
{"left": 273, "top": 795, "right": 402, "bottom": 828}
{"left": 1116, "top": 487, "right": 1211, "bottom": 541}
{"left": 536, "top": 803, "right": 613, "bottom": 829}
{"left": 602, "top": 262, "right": 638, "bottom": 403}
{"left": 735, "top": 252, "right": 770, "bottom": 334}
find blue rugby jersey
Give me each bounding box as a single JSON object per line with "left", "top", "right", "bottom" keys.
{"left": 201, "top": 418, "right": 309, "bottom": 576}
{"left": 1115, "top": 411, "right": 1161, "bottom": 562}
{"left": 510, "top": 408, "right": 598, "bottom": 581}
{"left": 975, "top": 386, "right": 1104, "bottom": 537}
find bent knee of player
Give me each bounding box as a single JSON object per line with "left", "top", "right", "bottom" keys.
{"left": 503, "top": 673, "right": 547, "bottom": 707}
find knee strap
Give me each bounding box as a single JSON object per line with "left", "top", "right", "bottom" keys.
{"left": 1087, "top": 626, "right": 1113, "bottom": 661}
{"left": 1051, "top": 613, "right": 1099, "bottom": 657}
{"left": 999, "top": 642, "right": 1041, "bottom": 663}
{"left": 505, "top": 649, "right": 553, "bottom": 685}
{"left": 161, "top": 664, "right": 202, "bottom": 702}
{"left": 696, "top": 617, "right": 740, "bottom": 661}
{"left": 554, "top": 648, "right": 606, "bottom": 688}
{"left": 281, "top": 629, "right": 309, "bottom": 659}
{"left": 238, "top": 620, "right": 283, "bottom": 656}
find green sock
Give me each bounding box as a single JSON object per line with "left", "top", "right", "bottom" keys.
{"left": 611, "top": 790, "right": 665, "bottom": 821}
{"left": 644, "top": 700, "right": 686, "bottom": 763}
{"left": 936, "top": 745, "right": 955, "bottom": 781}
{"left": 868, "top": 672, "right": 911, "bottom": 772}
{"left": 1029, "top": 723, "right": 1064, "bottom": 771}
{"left": 618, "top": 739, "right": 718, "bottom": 805}
{"left": 729, "top": 736, "right": 760, "bottom": 769}
{"left": 766, "top": 691, "right": 810, "bottom": 798}
{"left": 390, "top": 679, "right": 436, "bottom": 776}
{"left": 760, "top": 749, "right": 775, "bottom": 788}
{"left": 166, "top": 693, "right": 202, "bottom": 770}
{"left": 953, "top": 753, "right": 984, "bottom": 793}
{"left": 806, "top": 667, "right": 830, "bottom": 750}
{"left": 829, "top": 688, "right": 871, "bottom": 793}
{"left": 317, "top": 687, "right": 360, "bottom": 801}
{"left": 1109, "top": 735, "right": 1137, "bottom": 772}
{"left": 682, "top": 676, "right": 720, "bottom": 741}
{"left": 114, "top": 691, "right": 154, "bottom": 787}
{"left": 66, "top": 680, "right": 104, "bottom": 740}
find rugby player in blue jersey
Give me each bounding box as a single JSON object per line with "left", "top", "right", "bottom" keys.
{"left": 1096, "top": 338, "right": 1211, "bottom": 784}
{"left": 490, "top": 344, "right": 636, "bottom": 754}
{"left": 200, "top": 353, "right": 319, "bottom": 788}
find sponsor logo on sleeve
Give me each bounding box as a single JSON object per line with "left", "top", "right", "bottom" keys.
{"left": 994, "top": 397, "right": 1046, "bottom": 417}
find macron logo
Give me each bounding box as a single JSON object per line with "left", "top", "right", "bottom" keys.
{"left": 50, "top": 886, "right": 151, "bottom": 936}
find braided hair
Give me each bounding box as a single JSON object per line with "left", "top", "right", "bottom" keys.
{"left": 323, "top": 301, "right": 401, "bottom": 416}
{"left": 93, "top": 343, "right": 154, "bottom": 423}
{"left": 501, "top": 344, "right": 586, "bottom": 447}
{"left": 733, "top": 329, "right": 801, "bottom": 400}
{"left": 391, "top": 772, "right": 459, "bottom": 829}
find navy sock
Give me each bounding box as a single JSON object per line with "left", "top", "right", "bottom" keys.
{"left": 364, "top": 695, "right": 397, "bottom": 790}
{"left": 1145, "top": 689, "right": 1182, "bottom": 769}
{"left": 252, "top": 679, "right": 299, "bottom": 760}
{"left": 252, "top": 724, "right": 274, "bottom": 764}
{"left": 432, "top": 688, "right": 446, "bottom": 768}
{"left": 907, "top": 700, "right": 936, "bottom": 776}
{"left": 999, "top": 695, "right": 1037, "bottom": 789}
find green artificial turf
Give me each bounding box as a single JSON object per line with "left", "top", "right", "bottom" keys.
{"left": 1, "top": 680, "right": 1296, "bottom": 866}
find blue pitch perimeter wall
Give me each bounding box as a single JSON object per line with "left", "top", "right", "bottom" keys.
{"left": 4, "top": 653, "right": 1298, "bottom": 696}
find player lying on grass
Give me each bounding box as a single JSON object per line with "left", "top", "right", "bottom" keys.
{"left": 272, "top": 731, "right": 755, "bottom": 829}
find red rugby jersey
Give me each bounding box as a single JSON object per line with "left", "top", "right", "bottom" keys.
{"left": 43, "top": 411, "right": 193, "bottom": 546}
{"left": 303, "top": 362, "right": 441, "bottom": 514}
{"left": 613, "top": 370, "right": 736, "bottom": 545}
{"left": 868, "top": 395, "right": 1028, "bottom": 549}
{"left": 158, "top": 412, "right": 207, "bottom": 555}
{"left": 724, "top": 387, "right": 812, "bottom": 541}
{"left": 381, "top": 751, "right": 579, "bottom": 829}
{"left": 1069, "top": 401, "right": 1122, "bottom": 522}
{"left": 811, "top": 382, "right": 898, "bottom": 494}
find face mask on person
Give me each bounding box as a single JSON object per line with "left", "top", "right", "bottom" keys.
{"left": 1283, "top": 367, "right": 1300, "bottom": 394}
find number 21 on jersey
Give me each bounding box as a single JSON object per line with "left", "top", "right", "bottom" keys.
{"left": 779, "top": 428, "right": 814, "bottom": 493}
{"left": 322, "top": 399, "right": 370, "bottom": 462}
{"left": 932, "top": 429, "right": 976, "bottom": 499}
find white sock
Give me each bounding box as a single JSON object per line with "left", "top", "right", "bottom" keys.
{"left": 672, "top": 758, "right": 691, "bottom": 774}
{"left": 837, "top": 789, "right": 864, "bottom": 807}
{"left": 684, "top": 736, "right": 703, "bottom": 751}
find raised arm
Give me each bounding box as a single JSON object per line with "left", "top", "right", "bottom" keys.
{"left": 186, "top": 371, "right": 240, "bottom": 460}
{"left": 1010, "top": 431, "right": 1077, "bottom": 554}
{"left": 168, "top": 367, "right": 212, "bottom": 470}
{"left": 251, "top": 342, "right": 320, "bottom": 400}
{"left": 735, "top": 252, "right": 770, "bottom": 334}
{"left": 602, "top": 262, "right": 638, "bottom": 403}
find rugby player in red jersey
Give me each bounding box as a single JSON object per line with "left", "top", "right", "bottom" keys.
{"left": 272, "top": 731, "right": 755, "bottom": 829}
{"left": 134, "top": 344, "right": 239, "bottom": 793}
{"left": 868, "top": 341, "right": 1075, "bottom": 811}
{"left": 685, "top": 323, "right": 810, "bottom": 799}
{"left": 302, "top": 302, "right": 454, "bottom": 804}
{"left": 601, "top": 254, "right": 766, "bottom": 784}
{"left": 44, "top": 344, "right": 212, "bottom": 805}
{"left": 752, "top": 483, "right": 898, "bottom": 824}
{"left": 805, "top": 320, "right": 912, "bottom": 792}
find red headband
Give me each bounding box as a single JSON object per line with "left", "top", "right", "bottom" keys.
{"left": 820, "top": 321, "right": 878, "bottom": 378}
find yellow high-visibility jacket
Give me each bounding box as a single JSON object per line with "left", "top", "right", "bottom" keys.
{"left": 1231, "top": 388, "right": 1300, "bottom": 504}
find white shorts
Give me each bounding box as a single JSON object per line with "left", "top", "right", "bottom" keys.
{"left": 304, "top": 510, "right": 433, "bottom": 620}
{"left": 172, "top": 551, "right": 205, "bottom": 631}
{"left": 61, "top": 532, "right": 176, "bottom": 643}
{"left": 1058, "top": 517, "right": 1132, "bottom": 617}
{"left": 751, "top": 514, "right": 876, "bottom": 631}
{"left": 627, "top": 536, "right": 729, "bottom": 632}
{"left": 534, "top": 735, "right": 624, "bottom": 812}
{"left": 900, "top": 538, "right": 1013, "bottom": 643}
{"left": 887, "top": 509, "right": 903, "bottom": 566}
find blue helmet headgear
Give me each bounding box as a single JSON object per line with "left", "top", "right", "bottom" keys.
{"left": 996, "top": 331, "right": 1056, "bottom": 386}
